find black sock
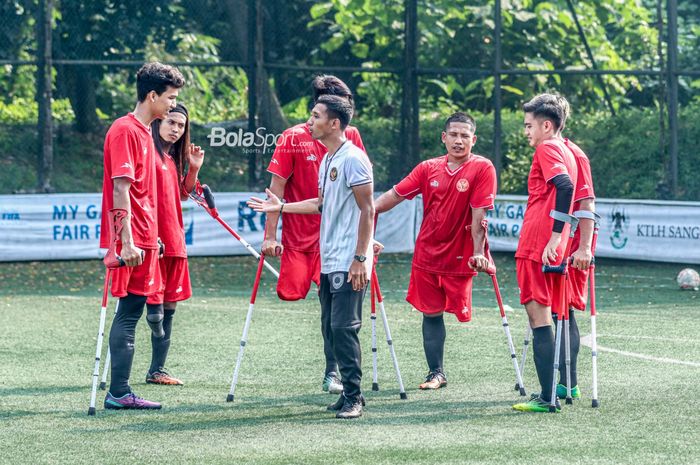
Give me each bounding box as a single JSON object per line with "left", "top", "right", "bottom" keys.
{"left": 146, "top": 303, "right": 164, "bottom": 338}
{"left": 422, "top": 314, "right": 446, "bottom": 373}
{"left": 556, "top": 310, "right": 580, "bottom": 387}
{"left": 532, "top": 325, "right": 555, "bottom": 402}
{"left": 108, "top": 293, "right": 146, "bottom": 397}
{"left": 149, "top": 308, "right": 175, "bottom": 374}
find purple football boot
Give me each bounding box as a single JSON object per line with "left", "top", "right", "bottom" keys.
{"left": 104, "top": 392, "right": 162, "bottom": 410}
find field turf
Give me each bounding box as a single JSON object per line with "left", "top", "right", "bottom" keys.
{"left": 0, "top": 253, "right": 698, "bottom": 464}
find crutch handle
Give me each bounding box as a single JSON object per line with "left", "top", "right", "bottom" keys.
{"left": 202, "top": 184, "right": 216, "bottom": 209}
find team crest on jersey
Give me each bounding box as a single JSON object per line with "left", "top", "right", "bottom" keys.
{"left": 456, "top": 179, "right": 469, "bottom": 192}
{"left": 430, "top": 180, "right": 439, "bottom": 188}
{"left": 330, "top": 167, "right": 338, "bottom": 181}
{"left": 332, "top": 273, "right": 344, "bottom": 290}
{"left": 306, "top": 154, "right": 317, "bottom": 161}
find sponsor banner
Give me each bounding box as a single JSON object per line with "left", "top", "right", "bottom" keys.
{"left": 487, "top": 195, "right": 700, "bottom": 264}
{"left": 0, "top": 192, "right": 417, "bottom": 262}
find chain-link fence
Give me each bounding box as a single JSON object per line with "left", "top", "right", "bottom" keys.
{"left": 1, "top": 0, "right": 699, "bottom": 199}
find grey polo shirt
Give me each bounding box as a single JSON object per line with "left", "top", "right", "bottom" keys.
{"left": 318, "top": 141, "right": 373, "bottom": 275}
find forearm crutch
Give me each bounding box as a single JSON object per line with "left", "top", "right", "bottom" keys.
{"left": 190, "top": 184, "right": 279, "bottom": 279}
{"left": 470, "top": 256, "right": 527, "bottom": 396}
{"left": 89, "top": 208, "right": 128, "bottom": 416}
{"left": 226, "top": 252, "right": 266, "bottom": 402}
{"left": 370, "top": 273, "right": 379, "bottom": 392}
{"left": 371, "top": 267, "right": 407, "bottom": 400}
{"left": 98, "top": 301, "right": 119, "bottom": 390}
{"left": 588, "top": 213, "right": 601, "bottom": 408}
{"left": 517, "top": 324, "right": 531, "bottom": 393}
{"left": 542, "top": 210, "right": 579, "bottom": 412}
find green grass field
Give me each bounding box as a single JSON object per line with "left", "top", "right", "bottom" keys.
{"left": 1, "top": 253, "right": 699, "bottom": 465}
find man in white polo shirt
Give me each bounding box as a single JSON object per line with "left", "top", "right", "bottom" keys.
{"left": 248, "top": 94, "right": 374, "bottom": 419}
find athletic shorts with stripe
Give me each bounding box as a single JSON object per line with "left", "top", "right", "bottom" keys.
{"left": 146, "top": 256, "right": 192, "bottom": 305}
{"left": 406, "top": 267, "right": 473, "bottom": 322}
{"left": 277, "top": 248, "right": 321, "bottom": 301}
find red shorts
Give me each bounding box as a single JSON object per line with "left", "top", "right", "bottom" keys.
{"left": 568, "top": 267, "right": 589, "bottom": 311}
{"left": 110, "top": 248, "right": 162, "bottom": 298}
{"left": 516, "top": 258, "right": 565, "bottom": 314}
{"left": 277, "top": 248, "right": 321, "bottom": 301}
{"left": 406, "top": 267, "right": 473, "bottom": 322}
{"left": 146, "top": 256, "right": 192, "bottom": 305}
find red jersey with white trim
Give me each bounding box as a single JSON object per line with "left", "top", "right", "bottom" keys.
{"left": 154, "top": 153, "right": 187, "bottom": 258}
{"left": 394, "top": 154, "right": 497, "bottom": 276}
{"left": 516, "top": 139, "right": 578, "bottom": 263}
{"left": 266, "top": 123, "right": 365, "bottom": 252}
{"left": 100, "top": 113, "right": 158, "bottom": 249}
{"left": 565, "top": 138, "right": 596, "bottom": 253}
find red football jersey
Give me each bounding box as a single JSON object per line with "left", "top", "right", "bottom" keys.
{"left": 266, "top": 123, "right": 365, "bottom": 252}
{"left": 516, "top": 139, "right": 578, "bottom": 264}
{"left": 394, "top": 154, "right": 497, "bottom": 276}
{"left": 100, "top": 113, "right": 158, "bottom": 249}
{"left": 154, "top": 153, "right": 187, "bottom": 258}
{"left": 565, "top": 138, "right": 596, "bottom": 254}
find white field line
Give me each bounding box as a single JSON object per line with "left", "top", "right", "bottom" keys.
{"left": 581, "top": 334, "right": 700, "bottom": 368}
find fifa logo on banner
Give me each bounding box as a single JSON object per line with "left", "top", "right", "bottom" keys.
{"left": 183, "top": 204, "right": 195, "bottom": 245}
{"left": 609, "top": 206, "right": 630, "bottom": 250}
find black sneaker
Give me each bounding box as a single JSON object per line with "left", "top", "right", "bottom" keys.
{"left": 336, "top": 396, "right": 364, "bottom": 419}
{"left": 327, "top": 393, "right": 365, "bottom": 411}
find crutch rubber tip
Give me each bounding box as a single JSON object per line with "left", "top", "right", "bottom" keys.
{"left": 518, "top": 387, "right": 527, "bottom": 396}
{"left": 99, "top": 382, "right": 106, "bottom": 390}
{"left": 400, "top": 392, "right": 408, "bottom": 400}
{"left": 514, "top": 383, "right": 521, "bottom": 391}
{"left": 372, "top": 383, "right": 379, "bottom": 391}
{"left": 548, "top": 405, "right": 557, "bottom": 413}
{"left": 592, "top": 399, "right": 599, "bottom": 408}
{"left": 88, "top": 407, "right": 96, "bottom": 416}
{"left": 226, "top": 394, "right": 234, "bottom": 402}
{"left": 566, "top": 397, "right": 573, "bottom": 405}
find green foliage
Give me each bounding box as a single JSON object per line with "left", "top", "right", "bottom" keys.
{"left": 0, "top": 97, "right": 74, "bottom": 124}
{"left": 143, "top": 31, "right": 249, "bottom": 123}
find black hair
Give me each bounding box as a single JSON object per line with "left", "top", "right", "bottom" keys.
{"left": 522, "top": 93, "right": 565, "bottom": 130}
{"left": 316, "top": 94, "right": 353, "bottom": 130}
{"left": 136, "top": 62, "right": 185, "bottom": 102}
{"left": 444, "top": 112, "right": 476, "bottom": 132}
{"left": 151, "top": 103, "right": 190, "bottom": 181}
{"left": 312, "top": 75, "right": 354, "bottom": 107}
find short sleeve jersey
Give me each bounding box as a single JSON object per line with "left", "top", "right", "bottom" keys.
{"left": 267, "top": 123, "right": 365, "bottom": 252}
{"left": 100, "top": 113, "right": 158, "bottom": 249}
{"left": 516, "top": 139, "right": 578, "bottom": 263}
{"left": 565, "top": 138, "right": 596, "bottom": 253}
{"left": 317, "top": 142, "right": 373, "bottom": 275}
{"left": 394, "top": 154, "right": 497, "bottom": 276}
{"left": 154, "top": 153, "right": 187, "bottom": 258}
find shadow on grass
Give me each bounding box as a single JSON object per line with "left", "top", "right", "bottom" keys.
{"left": 0, "top": 385, "right": 85, "bottom": 397}
{"left": 65, "top": 391, "right": 516, "bottom": 433}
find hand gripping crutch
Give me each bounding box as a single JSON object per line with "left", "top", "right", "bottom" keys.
{"left": 542, "top": 210, "right": 579, "bottom": 412}
{"left": 370, "top": 266, "right": 408, "bottom": 399}
{"left": 190, "top": 184, "right": 279, "bottom": 279}
{"left": 469, "top": 255, "right": 527, "bottom": 396}
{"left": 226, "top": 252, "right": 266, "bottom": 402}
{"left": 88, "top": 208, "right": 129, "bottom": 416}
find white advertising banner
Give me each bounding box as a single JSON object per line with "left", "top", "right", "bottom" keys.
{"left": 486, "top": 195, "right": 700, "bottom": 264}
{"left": 0, "top": 192, "right": 417, "bottom": 262}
